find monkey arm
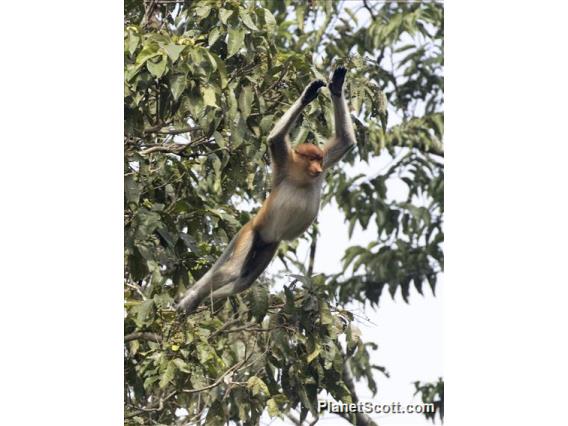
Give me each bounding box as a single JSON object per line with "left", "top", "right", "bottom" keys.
{"left": 267, "top": 80, "right": 325, "bottom": 169}
{"left": 323, "top": 67, "right": 357, "bottom": 169}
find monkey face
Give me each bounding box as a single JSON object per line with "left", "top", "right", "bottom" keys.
{"left": 306, "top": 158, "right": 323, "bottom": 177}
{"left": 294, "top": 143, "right": 324, "bottom": 179}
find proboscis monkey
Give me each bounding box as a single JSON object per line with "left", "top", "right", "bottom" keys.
{"left": 178, "top": 67, "right": 356, "bottom": 314}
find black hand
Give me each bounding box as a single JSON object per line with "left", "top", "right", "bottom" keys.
{"left": 329, "top": 66, "right": 347, "bottom": 97}
{"left": 302, "top": 79, "right": 326, "bottom": 105}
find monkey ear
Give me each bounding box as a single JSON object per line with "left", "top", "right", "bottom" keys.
{"left": 329, "top": 66, "right": 347, "bottom": 97}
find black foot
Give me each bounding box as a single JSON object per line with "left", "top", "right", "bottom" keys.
{"left": 329, "top": 66, "right": 347, "bottom": 97}
{"left": 301, "top": 79, "right": 325, "bottom": 105}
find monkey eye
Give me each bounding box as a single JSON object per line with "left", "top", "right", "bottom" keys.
{"left": 295, "top": 151, "right": 322, "bottom": 162}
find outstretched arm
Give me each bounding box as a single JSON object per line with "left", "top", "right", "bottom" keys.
{"left": 267, "top": 80, "right": 325, "bottom": 171}
{"left": 323, "top": 67, "right": 357, "bottom": 169}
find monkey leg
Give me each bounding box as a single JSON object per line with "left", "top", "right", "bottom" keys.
{"left": 177, "top": 224, "right": 256, "bottom": 314}
{"left": 208, "top": 237, "right": 279, "bottom": 301}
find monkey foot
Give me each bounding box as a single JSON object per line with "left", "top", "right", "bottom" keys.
{"left": 329, "top": 66, "right": 347, "bottom": 97}
{"left": 302, "top": 79, "right": 326, "bottom": 105}
{"left": 177, "top": 290, "right": 200, "bottom": 315}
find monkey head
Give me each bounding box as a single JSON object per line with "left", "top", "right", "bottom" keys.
{"left": 292, "top": 143, "right": 324, "bottom": 180}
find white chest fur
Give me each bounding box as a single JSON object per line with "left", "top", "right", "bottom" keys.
{"left": 259, "top": 179, "right": 323, "bottom": 242}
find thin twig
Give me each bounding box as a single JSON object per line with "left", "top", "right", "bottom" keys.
{"left": 139, "top": 144, "right": 184, "bottom": 155}
{"left": 125, "top": 282, "right": 147, "bottom": 300}
{"left": 181, "top": 359, "right": 246, "bottom": 394}
{"left": 143, "top": 125, "right": 201, "bottom": 135}
{"left": 209, "top": 317, "right": 244, "bottom": 339}
{"left": 124, "top": 332, "right": 162, "bottom": 343}
{"left": 363, "top": 0, "right": 377, "bottom": 19}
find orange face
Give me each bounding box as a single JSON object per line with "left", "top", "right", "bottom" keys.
{"left": 294, "top": 144, "right": 324, "bottom": 178}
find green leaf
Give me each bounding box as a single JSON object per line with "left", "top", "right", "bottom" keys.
{"left": 247, "top": 284, "right": 268, "bottom": 320}
{"left": 227, "top": 27, "right": 245, "bottom": 57}
{"left": 147, "top": 54, "right": 167, "bottom": 78}
{"left": 267, "top": 398, "right": 281, "bottom": 417}
{"left": 247, "top": 376, "right": 269, "bottom": 396}
{"left": 239, "top": 8, "right": 259, "bottom": 31}
{"left": 307, "top": 344, "right": 321, "bottom": 363}
{"left": 208, "top": 27, "right": 221, "bottom": 46}
{"left": 213, "top": 130, "right": 226, "bottom": 148}
{"left": 164, "top": 43, "right": 185, "bottom": 62}
{"left": 135, "top": 43, "right": 159, "bottom": 65}
{"left": 347, "top": 324, "right": 362, "bottom": 350}
{"left": 202, "top": 86, "right": 217, "bottom": 107}
{"left": 196, "top": 342, "right": 214, "bottom": 363}
{"left": 265, "top": 10, "right": 277, "bottom": 29}
{"left": 195, "top": 5, "right": 211, "bottom": 19}
{"left": 205, "top": 401, "right": 225, "bottom": 424}
{"left": 126, "top": 31, "right": 140, "bottom": 55}
{"left": 133, "top": 299, "right": 154, "bottom": 324}
{"left": 259, "top": 115, "right": 273, "bottom": 134}
{"left": 172, "top": 358, "right": 191, "bottom": 373}
{"left": 238, "top": 86, "right": 253, "bottom": 118}
{"left": 159, "top": 360, "right": 176, "bottom": 388}
{"left": 320, "top": 301, "right": 333, "bottom": 325}
{"left": 219, "top": 8, "right": 233, "bottom": 25}
{"left": 125, "top": 175, "right": 141, "bottom": 204}
{"left": 170, "top": 74, "right": 187, "bottom": 101}
{"left": 209, "top": 52, "right": 228, "bottom": 89}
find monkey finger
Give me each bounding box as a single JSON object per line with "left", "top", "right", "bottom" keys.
{"left": 302, "top": 79, "right": 326, "bottom": 105}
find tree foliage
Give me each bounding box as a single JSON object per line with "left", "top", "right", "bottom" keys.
{"left": 124, "top": 1, "right": 443, "bottom": 424}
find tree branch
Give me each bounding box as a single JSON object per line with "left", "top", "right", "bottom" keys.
{"left": 141, "top": 0, "right": 158, "bottom": 28}
{"left": 182, "top": 359, "right": 246, "bottom": 394}
{"left": 124, "top": 332, "right": 162, "bottom": 343}
{"left": 363, "top": 0, "right": 377, "bottom": 20}
{"left": 139, "top": 137, "right": 214, "bottom": 156}
{"left": 139, "top": 144, "right": 185, "bottom": 155}
{"left": 339, "top": 362, "right": 379, "bottom": 426}
{"left": 143, "top": 125, "right": 201, "bottom": 135}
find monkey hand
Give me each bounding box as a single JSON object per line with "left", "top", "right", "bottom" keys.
{"left": 301, "top": 79, "right": 325, "bottom": 105}
{"left": 329, "top": 66, "right": 347, "bottom": 97}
